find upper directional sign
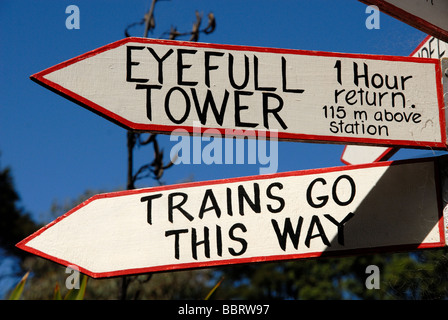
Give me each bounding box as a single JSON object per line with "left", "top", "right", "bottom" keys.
{"left": 17, "top": 156, "right": 446, "bottom": 278}
{"left": 31, "top": 37, "right": 446, "bottom": 148}
{"left": 359, "top": 0, "right": 448, "bottom": 43}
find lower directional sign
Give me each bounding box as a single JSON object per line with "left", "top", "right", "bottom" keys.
{"left": 17, "top": 157, "right": 446, "bottom": 278}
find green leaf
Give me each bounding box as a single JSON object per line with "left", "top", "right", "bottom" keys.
{"left": 64, "top": 274, "right": 88, "bottom": 300}
{"left": 53, "top": 283, "right": 62, "bottom": 300}
{"left": 204, "top": 277, "right": 224, "bottom": 300}
{"left": 8, "top": 272, "right": 29, "bottom": 300}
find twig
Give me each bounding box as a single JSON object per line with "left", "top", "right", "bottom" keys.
{"left": 144, "top": 0, "right": 158, "bottom": 38}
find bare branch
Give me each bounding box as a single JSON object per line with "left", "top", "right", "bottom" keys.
{"left": 190, "top": 11, "right": 202, "bottom": 42}
{"left": 125, "top": 0, "right": 158, "bottom": 38}
{"left": 169, "top": 26, "right": 181, "bottom": 40}
{"left": 124, "top": 19, "right": 144, "bottom": 37}
{"left": 128, "top": 4, "right": 217, "bottom": 188}
{"left": 163, "top": 157, "right": 177, "bottom": 170}
{"left": 159, "top": 11, "right": 216, "bottom": 41}
{"left": 203, "top": 13, "right": 216, "bottom": 34}
{"left": 138, "top": 133, "right": 156, "bottom": 146}
{"left": 143, "top": 0, "right": 158, "bottom": 38}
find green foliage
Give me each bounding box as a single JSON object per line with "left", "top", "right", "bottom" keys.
{"left": 0, "top": 167, "right": 39, "bottom": 260}
{"left": 9, "top": 268, "right": 222, "bottom": 300}
{"left": 204, "top": 277, "right": 224, "bottom": 300}
{"left": 62, "top": 274, "right": 88, "bottom": 300}
{"left": 8, "top": 270, "right": 88, "bottom": 300}
{"left": 212, "top": 248, "right": 448, "bottom": 300}
{"left": 8, "top": 272, "right": 29, "bottom": 300}
{"left": 15, "top": 256, "right": 216, "bottom": 299}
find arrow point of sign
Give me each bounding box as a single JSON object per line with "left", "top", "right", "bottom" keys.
{"left": 15, "top": 199, "right": 97, "bottom": 277}
{"left": 16, "top": 157, "right": 447, "bottom": 278}
{"left": 29, "top": 38, "right": 146, "bottom": 132}
{"left": 15, "top": 189, "right": 189, "bottom": 279}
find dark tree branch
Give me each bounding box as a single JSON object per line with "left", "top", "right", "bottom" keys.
{"left": 122, "top": 0, "right": 216, "bottom": 299}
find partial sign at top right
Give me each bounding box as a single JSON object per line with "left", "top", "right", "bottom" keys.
{"left": 359, "top": 0, "right": 448, "bottom": 43}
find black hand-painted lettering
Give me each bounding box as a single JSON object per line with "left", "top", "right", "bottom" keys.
{"left": 334, "top": 60, "right": 342, "bottom": 85}
{"left": 191, "top": 88, "right": 229, "bottom": 126}
{"left": 305, "top": 215, "right": 330, "bottom": 248}
{"left": 146, "top": 47, "right": 174, "bottom": 84}
{"left": 271, "top": 217, "right": 303, "bottom": 251}
{"left": 234, "top": 91, "right": 258, "bottom": 128}
{"left": 216, "top": 225, "right": 223, "bottom": 257}
{"left": 135, "top": 84, "right": 162, "bottom": 121}
{"left": 262, "top": 92, "right": 287, "bottom": 130}
{"left": 191, "top": 227, "right": 210, "bottom": 260}
{"left": 177, "top": 48, "right": 198, "bottom": 86}
{"left": 126, "top": 46, "right": 148, "bottom": 83}
{"left": 306, "top": 178, "right": 328, "bottom": 208}
{"left": 238, "top": 183, "right": 261, "bottom": 215}
{"left": 141, "top": 193, "right": 163, "bottom": 225}
{"left": 165, "top": 87, "right": 191, "bottom": 124}
{"left": 332, "top": 175, "right": 356, "bottom": 206}
{"left": 324, "top": 212, "right": 355, "bottom": 246}
{"left": 266, "top": 182, "right": 285, "bottom": 213}
{"left": 353, "top": 62, "right": 369, "bottom": 87}
{"left": 165, "top": 229, "right": 189, "bottom": 260}
{"left": 226, "top": 188, "right": 234, "bottom": 216}
{"left": 281, "top": 57, "right": 305, "bottom": 93}
{"left": 228, "top": 223, "right": 248, "bottom": 256}
{"left": 168, "top": 192, "right": 194, "bottom": 223}
{"left": 198, "top": 189, "right": 222, "bottom": 219}
{"left": 228, "top": 53, "right": 249, "bottom": 90}
{"left": 204, "top": 51, "right": 224, "bottom": 88}
{"left": 254, "top": 55, "right": 276, "bottom": 91}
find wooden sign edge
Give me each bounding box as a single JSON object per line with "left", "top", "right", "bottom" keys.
{"left": 30, "top": 37, "right": 448, "bottom": 149}
{"left": 16, "top": 156, "right": 447, "bottom": 278}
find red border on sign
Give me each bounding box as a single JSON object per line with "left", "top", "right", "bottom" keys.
{"left": 16, "top": 157, "right": 446, "bottom": 278}
{"left": 30, "top": 37, "right": 447, "bottom": 149}
{"left": 410, "top": 35, "right": 433, "bottom": 57}
{"left": 358, "top": 1, "right": 448, "bottom": 43}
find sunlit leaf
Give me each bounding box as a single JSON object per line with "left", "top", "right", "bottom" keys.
{"left": 64, "top": 274, "right": 88, "bottom": 300}
{"left": 8, "top": 272, "right": 29, "bottom": 300}
{"left": 204, "top": 277, "right": 224, "bottom": 300}
{"left": 53, "top": 283, "right": 62, "bottom": 300}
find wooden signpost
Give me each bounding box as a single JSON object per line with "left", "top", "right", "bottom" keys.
{"left": 17, "top": 157, "right": 446, "bottom": 278}
{"left": 341, "top": 35, "right": 448, "bottom": 165}
{"left": 31, "top": 37, "right": 447, "bottom": 148}
{"left": 359, "top": 0, "right": 448, "bottom": 43}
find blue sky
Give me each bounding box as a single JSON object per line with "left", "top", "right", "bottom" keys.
{"left": 0, "top": 0, "right": 441, "bottom": 226}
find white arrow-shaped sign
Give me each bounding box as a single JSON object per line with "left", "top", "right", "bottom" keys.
{"left": 17, "top": 157, "right": 446, "bottom": 278}
{"left": 31, "top": 37, "right": 446, "bottom": 148}
{"left": 341, "top": 144, "right": 398, "bottom": 165}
